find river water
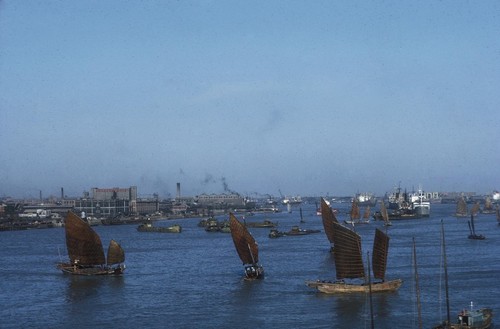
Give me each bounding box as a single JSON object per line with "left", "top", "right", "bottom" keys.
{"left": 0, "top": 203, "right": 498, "bottom": 328}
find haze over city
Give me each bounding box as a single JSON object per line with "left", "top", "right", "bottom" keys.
{"left": 1, "top": 1, "right": 499, "bottom": 199}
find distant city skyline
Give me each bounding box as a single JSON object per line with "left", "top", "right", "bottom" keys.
{"left": 1, "top": 2, "right": 499, "bottom": 199}
{"left": 1, "top": 180, "right": 497, "bottom": 200}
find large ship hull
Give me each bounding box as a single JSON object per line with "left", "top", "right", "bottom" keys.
{"left": 306, "top": 279, "right": 402, "bottom": 294}
{"left": 414, "top": 204, "right": 430, "bottom": 217}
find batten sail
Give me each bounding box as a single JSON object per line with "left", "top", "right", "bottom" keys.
{"left": 229, "top": 213, "right": 259, "bottom": 265}
{"left": 372, "top": 228, "right": 389, "bottom": 281}
{"left": 456, "top": 197, "right": 467, "bottom": 216}
{"left": 380, "top": 200, "right": 389, "bottom": 223}
{"left": 331, "top": 221, "right": 364, "bottom": 279}
{"left": 320, "top": 197, "right": 338, "bottom": 244}
{"left": 107, "top": 239, "right": 125, "bottom": 265}
{"left": 65, "top": 211, "right": 105, "bottom": 266}
{"left": 350, "top": 199, "right": 361, "bottom": 220}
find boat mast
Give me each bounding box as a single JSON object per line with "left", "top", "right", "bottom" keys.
{"left": 367, "top": 251, "right": 374, "bottom": 329}
{"left": 412, "top": 237, "right": 422, "bottom": 329}
{"left": 247, "top": 243, "right": 256, "bottom": 265}
{"left": 441, "top": 220, "right": 451, "bottom": 326}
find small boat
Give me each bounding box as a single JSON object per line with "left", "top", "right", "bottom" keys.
{"left": 205, "top": 217, "right": 221, "bottom": 232}
{"left": 455, "top": 197, "right": 468, "bottom": 217}
{"left": 56, "top": 211, "right": 125, "bottom": 276}
{"left": 434, "top": 221, "right": 492, "bottom": 329}
{"left": 467, "top": 215, "right": 485, "bottom": 240}
{"left": 286, "top": 225, "right": 320, "bottom": 236}
{"left": 269, "top": 225, "right": 321, "bottom": 238}
{"left": 268, "top": 229, "right": 286, "bottom": 238}
{"left": 219, "top": 221, "right": 231, "bottom": 233}
{"left": 244, "top": 219, "right": 277, "bottom": 228}
{"left": 229, "top": 213, "right": 264, "bottom": 280}
{"left": 433, "top": 306, "right": 493, "bottom": 329}
{"left": 137, "top": 220, "right": 181, "bottom": 233}
{"left": 306, "top": 222, "right": 402, "bottom": 294}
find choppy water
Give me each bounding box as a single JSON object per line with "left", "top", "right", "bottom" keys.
{"left": 0, "top": 203, "right": 498, "bottom": 328}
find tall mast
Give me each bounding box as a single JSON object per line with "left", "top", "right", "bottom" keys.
{"left": 413, "top": 237, "right": 422, "bottom": 329}
{"left": 441, "top": 220, "right": 451, "bottom": 325}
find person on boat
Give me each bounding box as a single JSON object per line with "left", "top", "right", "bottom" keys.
{"left": 245, "top": 265, "right": 258, "bottom": 278}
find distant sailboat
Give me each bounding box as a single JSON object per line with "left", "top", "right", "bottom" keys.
{"left": 481, "top": 197, "right": 495, "bottom": 214}
{"left": 345, "top": 198, "right": 367, "bottom": 225}
{"left": 455, "top": 197, "right": 468, "bottom": 218}
{"left": 229, "top": 213, "right": 264, "bottom": 280}
{"left": 470, "top": 202, "right": 480, "bottom": 217}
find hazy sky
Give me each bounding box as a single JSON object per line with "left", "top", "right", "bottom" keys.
{"left": 1, "top": 1, "right": 499, "bottom": 199}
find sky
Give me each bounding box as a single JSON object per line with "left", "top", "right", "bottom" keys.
{"left": 1, "top": 1, "right": 500, "bottom": 199}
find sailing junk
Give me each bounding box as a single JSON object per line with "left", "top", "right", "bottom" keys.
{"left": 455, "top": 197, "right": 468, "bottom": 217}
{"left": 56, "top": 211, "right": 125, "bottom": 276}
{"left": 229, "top": 213, "right": 264, "bottom": 280}
{"left": 380, "top": 200, "right": 392, "bottom": 227}
{"left": 306, "top": 222, "right": 402, "bottom": 293}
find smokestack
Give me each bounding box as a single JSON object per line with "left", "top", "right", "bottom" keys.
{"left": 176, "top": 183, "right": 181, "bottom": 199}
{"left": 61, "top": 187, "right": 64, "bottom": 200}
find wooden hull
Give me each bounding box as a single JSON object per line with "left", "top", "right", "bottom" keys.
{"left": 306, "top": 279, "right": 402, "bottom": 294}
{"left": 57, "top": 263, "right": 125, "bottom": 276}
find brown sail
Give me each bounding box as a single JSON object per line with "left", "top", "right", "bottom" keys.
{"left": 320, "top": 197, "right": 338, "bottom": 244}
{"left": 363, "top": 206, "right": 371, "bottom": 220}
{"left": 372, "top": 228, "right": 389, "bottom": 281}
{"left": 331, "top": 221, "right": 365, "bottom": 279}
{"left": 350, "top": 199, "right": 361, "bottom": 220}
{"left": 229, "top": 213, "right": 259, "bottom": 265}
{"left": 470, "top": 201, "right": 480, "bottom": 216}
{"left": 380, "top": 200, "right": 391, "bottom": 226}
{"left": 107, "top": 239, "right": 125, "bottom": 265}
{"left": 484, "top": 197, "right": 493, "bottom": 212}
{"left": 455, "top": 197, "right": 468, "bottom": 217}
{"left": 64, "top": 211, "right": 105, "bottom": 266}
